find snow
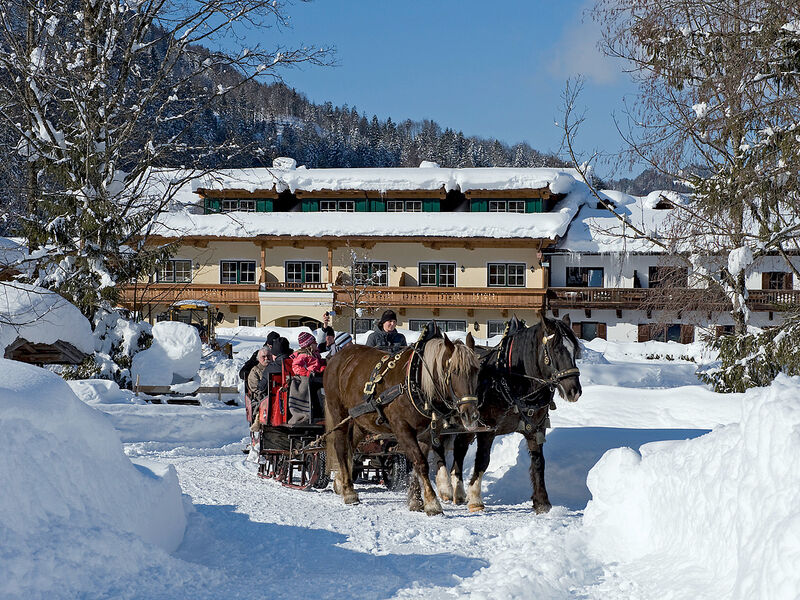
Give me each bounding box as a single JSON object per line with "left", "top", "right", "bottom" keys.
{"left": 2, "top": 325, "right": 798, "bottom": 599}
{"left": 584, "top": 374, "right": 800, "bottom": 599}
{"left": 0, "top": 281, "right": 94, "bottom": 355}
{"left": 728, "top": 245, "right": 754, "bottom": 276}
{"left": 131, "top": 321, "right": 202, "bottom": 385}
{"left": 557, "top": 190, "right": 679, "bottom": 253}
{"left": 148, "top": 165, "right": 590, "bottom": 240}
{"left": 0, "top": 359, "right": 186, "bottom": 598}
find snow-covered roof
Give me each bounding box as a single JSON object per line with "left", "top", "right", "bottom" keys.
{"left": 149, "top": 164, "right": 591, "bottom": 240}
{"left": 555, "top": 190, "right": 679, "bottom": 253}
{"left": 0, "top": 282, "right": 94, "bottom": 356}
{"left": 155, "top": 162, "right": 582, "bottom": 197}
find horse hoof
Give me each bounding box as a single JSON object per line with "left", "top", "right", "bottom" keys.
{"left": 343, "top": 492, "right": 360, "bottom": 505}
{"left": 468, "top": 503, "right": 485, "bottom": 512}
{"left": 424, "top": 506, "right": 444, "bottom": 516}
{"left": 440, "top": 494, "right": 453, "bottom": 503}
{"left": 534, "top": 503, "right": 552, "bottom": 514}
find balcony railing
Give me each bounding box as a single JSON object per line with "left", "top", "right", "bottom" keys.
{"left": 262, "top": 282, "right": 330, "bottom": 292}
{"left": 548, "top": 287, "right": 800, "bottom": 312}
{"left": 120, "top": 283, "right": 260, "bottom": 307}
{"left": 333, "top": 286, "right": 547, "bottom": 310}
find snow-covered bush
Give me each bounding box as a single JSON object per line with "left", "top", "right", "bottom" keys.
{"left": 698, "top": 315, "right": 800, "bottom": 392}
{"left": 61, "top": 308, "right": 152, "bottom": 388}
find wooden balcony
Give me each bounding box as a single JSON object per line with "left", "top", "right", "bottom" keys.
{"left": 333, "top": 286, "right": 547, "bottom": 310}
{"left": 547, "top": 287, "right": 800, "bottom": 312}
{"left": 120, "top": 283, "right": 260, "bottom": 307}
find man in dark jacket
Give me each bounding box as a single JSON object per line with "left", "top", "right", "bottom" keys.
{"left": 366, "top": 309, "right": 407, "bottom": 352}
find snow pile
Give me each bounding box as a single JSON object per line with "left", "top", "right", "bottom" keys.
{"left": 131, "top": 321, "right": 201, "bottom": 386}
{"left": 583, "top": 374, "right": 800, "bottom": 598}
{"left": 728, "top": 245, "right": 754, "bottom": 276}
{"left": 0, "top": 359, "right": 186, "bottom": 597}
{"left": 0, "top": 282, "right": 94, "bottom": 355}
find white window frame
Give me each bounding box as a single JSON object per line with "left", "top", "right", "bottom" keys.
{"left": 220, "top": 260, "right": 257, "bottom": 284}
{"left": 487, "top": 262, "right": 526, "bottom": 287}
{"left": 418, "top": 262, "right": 457, "bottom": 287}
{"left": 238, "top": 316, "right": 257, "bottom": 327}
{"left": 285, "top": 260, "right": 322, "bottom": 284}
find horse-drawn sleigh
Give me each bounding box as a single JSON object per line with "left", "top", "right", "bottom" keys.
{"left": 247, "top": 316, "right": 582, "bottom": 516}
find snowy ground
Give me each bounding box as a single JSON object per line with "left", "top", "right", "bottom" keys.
{"left": 3, "top": 328, "right": 798, "bottom": 599}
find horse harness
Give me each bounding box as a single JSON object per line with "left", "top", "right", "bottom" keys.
{"left": 348, "top": 324, "right": 475, "bottom": 445}
{"left": 489, "top": 323, "right": 580, "bottom": 440}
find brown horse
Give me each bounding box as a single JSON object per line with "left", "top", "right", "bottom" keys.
{"left": 323, "top": 336, "right": 481, "bottom": 515}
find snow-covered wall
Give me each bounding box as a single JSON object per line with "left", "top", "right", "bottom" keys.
{"left": 583, "top": 374, "right": 800, "bottom": 598}
{"left": 0, "top": 359, "right": 187, "bottom": 597}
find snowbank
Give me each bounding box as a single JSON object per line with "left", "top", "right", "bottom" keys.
{"left": 0, "top": 282, "right": 94, "bottom": 355}
{"left": 583, "top": 374, "right": 800, "bottom": 599}
{"left": 0, "top": 359, "right": 186, "bottom": 597}
{"left": 131, "top": 320, "right": 201, "bottom": 385}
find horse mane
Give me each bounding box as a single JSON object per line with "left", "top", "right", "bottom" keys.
{"left": 419, "top": 338, "right": 480, "bottom": 400}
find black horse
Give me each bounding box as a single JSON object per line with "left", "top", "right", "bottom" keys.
{"left": 432, "top": 315, "right": 582, "bottom": 514}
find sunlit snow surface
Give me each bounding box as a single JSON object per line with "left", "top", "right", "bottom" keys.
{"left": 2, "top": 328, "right": 798, "bottom": 599}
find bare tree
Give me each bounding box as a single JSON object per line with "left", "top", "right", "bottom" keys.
{"left": 562, "top": 0, "right": 800, "bottom": 333}
{"left": 0, "top": 0, "right": 330, "bottom": 319}
{"left": 333, "top": 246, "right": 387, "bottom": 335}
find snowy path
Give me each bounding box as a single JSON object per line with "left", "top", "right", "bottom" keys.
{"left": 130, "top": 446, "right": 600, "bottom": 599}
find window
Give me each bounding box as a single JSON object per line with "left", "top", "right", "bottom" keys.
{"left": 409, "top": 320, "right": 466, "bottom": 332}
{"left": 285, "top": 261, "right": 321, "bottom": 284}
{"left": 488, "top": 263, "right": 525, "bottom": 287}
{"left": 238, "top": 316, "right": 256, "bottom": 327}
{"left": 488, "top": 200, "right": 526, "bottom": 213}
{"left": 220, "top": 260, "right": 256, "bottom": 284}
{"left": 221, "top": 199, "right": 255, "bottom": 212}
{"left": 487, "top": 320, "right": 506, "bottom": 337}
{"left": 566, "top": 267, "right": 604, "bottom": 287}
{"left": 353, "top": 261, "right": 388, "bottom": 286}
{"left": 386, "top": 200, "right": 422, "bottom": 212}
{"left": 353, "top": 318, "right": 373, "bottom": 334}
{"left": 576, "top": 322, "right": 607, "bottom": 341}
{"left": 319, "top": 200, "right": 355, "bottom": 212}
{"left": 419, "top": 263, "right": 456, "bottom": 287}
{"left": 649, "top": 266, "right": 688, "bottom": 288}
{"left": 763, "top": 271, "right": 792, "bottom": 290}
{"left": 156, "top": 259, "right": 192, "bottom": 283}
{"left": 651, "top": 324, "right": 682, "bottom": 342}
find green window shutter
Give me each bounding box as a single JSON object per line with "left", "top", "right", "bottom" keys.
{"left": 302, "top": 199, "right": 318, "bottom": 212}
{"left": 423, "top": 199, "right": 438, "bottom": 212}
{"left": 206, "top": 198, "right": 222, "bottom": 214}
{"left": 256, "top": 199, "right": 273, "bottom": 212}
{"left": 372, "top": 198, "right": 386, "bottom": 212}
{"left": 356, "top": 198, "right": 369, "bottom": 212}
{"left": 526, "top": 199, "right": 542, "bottom": 213}
{"left": 470, "top": 198, "right": 487, "bottom": 212}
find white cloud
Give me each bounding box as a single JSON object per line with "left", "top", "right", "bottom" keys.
{"left": 544, "top": 11, "right": 623, "bottom": 85}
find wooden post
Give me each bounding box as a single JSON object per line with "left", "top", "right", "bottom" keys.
{"left": 327, "top": 245, "right": 333, "bottom": 284}
{"left": 135, "top": 374, "right": 140, "bottom": 396}
{"left": 260, "top": 243, "right": 267, "bottom": 286}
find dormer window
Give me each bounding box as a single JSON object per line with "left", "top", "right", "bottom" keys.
{"left": 221, "top": 198, "right": 255, "bottom": 212}
{"left": 488, "top": 200, "right": 525, "bottom": 213}
{"left": 320, "top": 200, "right": 355, "bottom": 212}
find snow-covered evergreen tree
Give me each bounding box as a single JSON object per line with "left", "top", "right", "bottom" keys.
{"left": 0, "top": 0, "right": 329, "bottom": 319}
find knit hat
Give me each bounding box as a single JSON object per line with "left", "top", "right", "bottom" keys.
{"left": 297, "top": 331, "right": 315, "bottom": 348}
{"left": 266, "top": 331, "right": 280, "bottom": 346}
{"left": 334, "top": 331, "right": 353, "bottom": 350}
{"left": 378, "top": 309, "right": 397, "bottom": 327}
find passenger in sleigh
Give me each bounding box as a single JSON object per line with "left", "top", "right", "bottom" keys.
{"left": 366, "top": 309, "right": 407, "bottom": 353}
{"left": 288, "top": 331, "right": 326, "bottom": 425}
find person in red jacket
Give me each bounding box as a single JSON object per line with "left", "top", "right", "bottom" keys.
{"left": 288, "top": 331, "right": 326, "bottom": 424}
{"left": 291, "top": 331, "right": 326, "bottom": 376}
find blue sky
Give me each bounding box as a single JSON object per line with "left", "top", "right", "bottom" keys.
{"left": 258, "top": 0, "right": 638, "bottom": 177}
